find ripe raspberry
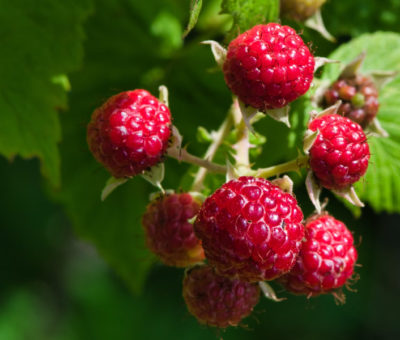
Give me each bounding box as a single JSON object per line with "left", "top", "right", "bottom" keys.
{"left": 309, "top": 114, "right": 370, "bottom": 190}
{"left": 281, "top": 0, "right": 327, "bottom": 21}
{"left": 194, "top": 177, "right": 304, "bottom": 282}
{"left": 142, "top": 193, "right": 205, "bottom": 267}
{"left": 183, "top": 265, "right": 260, "bottom": 328}
{"left": 223, "top": 23, "right": 315, "bottom": 111}
{"left": 279, "top": 213, "right": 357, "bottom": 297}
{"left": 87, "top": 89, "right": 172, "bottom": 178}
{"left": 323, "top": 75, "right": 379, "bottom": 128}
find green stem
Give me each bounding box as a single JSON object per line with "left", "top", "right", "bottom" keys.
{"left": 232, "top": 97, "right": 250, "bottom": 168}
{"left": 191, "top": 114, "right": 233, "bottom": 191}
{"left": 251, "top": 155, "right": 309, "bottom": 178}
{"left": 167, "top": 147, "right": 227, "bottom": 174}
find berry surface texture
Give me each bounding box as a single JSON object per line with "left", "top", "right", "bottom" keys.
{"left": 309, "top": 114, "right": 370, "bottom": 190}
{"left": 323, "top": 75, "right": 379, "bottom": 128}
{"left": 183, "top": 265, "right": 260, "bottom": 328}
{"left": 279, "top": 214, "right": 357, "bottom": 296}
{"left": 87, "top": 89, "right": 172, "bottom": 178}
{"left": 223, "top": 23, "right": 315, "bottom": 111}
{"left": 194, "top": 176, "right": 305, "bottom": 282}
{"left": 142, "top": 193, "right": 204, "bottom": 267}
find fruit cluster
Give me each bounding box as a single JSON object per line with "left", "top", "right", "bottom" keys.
{"left": 87, "top": 22, "right": 381, "bottom": 329}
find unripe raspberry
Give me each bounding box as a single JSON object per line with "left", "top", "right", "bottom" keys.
{"left": 87, "top": 89, "right": 172, "bottom": 178}
{"left": 309, "top": 114, "right": 370, "bottom": 190}
{"left": 281, "top": 0, "right": 327, "bottom": 21}
{"left": 279, "top": 213, "right": 358, "bottom": 296}
{"left": 194, "top": 177, "right": 305, "bottom": 282}
{"left": 223, "top": 23, "right": 315, "bottom": 111}
{"left": 183, "top": 265, "right": 260, "bottom": 328}
{"left": 142, "top": 193, "right": 204, "bottom": 267}
{"left": 323, "top": 75, "right": 379, "bottom": 128}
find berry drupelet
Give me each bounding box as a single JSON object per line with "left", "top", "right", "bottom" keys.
{"left": 142, "top": 193, "right": 204, "bottom": 267}
{"left": 223, "top": 23, "right": 315, "bottom": 111}
{"left": 87, "top": 89, "right": 172, "bottom": 178}
{"left": 194, "top": 176, "right": 304, "bottom": 282}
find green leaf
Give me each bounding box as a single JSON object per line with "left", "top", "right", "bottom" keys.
{"left": 322, "top": 32, "right": 400, "bottom": 213}
{"left": 221, "top": 0, "right": 279, "bottom": 41}
{"left": 0, "top": 0, "right": 92, "bottom": 186}
{"left": 53, "top": 0, "right": 227, "bottom": 294}
{"left": 183, "top": 0, "right": 203, "bottom": 38}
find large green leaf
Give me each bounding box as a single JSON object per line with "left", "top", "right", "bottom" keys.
{"left": 221, "top": 0, "right": 279, "bottom": 41}
{"left": 322, "top": 32, "right": 400, "bottom": 213}
{"left": 0, "top": 0, "right": 92, "bottom": 186}
{"left": 53, "top": 0, "right": 230, "bottom": 293}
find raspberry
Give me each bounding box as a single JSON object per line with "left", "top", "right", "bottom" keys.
{"left": 183, "top": 265, "right": 260, "bottom": 328}
{"left": 279, "top": 213, "right": 357, "bottom": 296}
{"left": 87, "top": 89, "right": 172, "bottom": 178}
{"left": 308, "top": 114, "right": 370, "bottom": 190}
{"left": 142, "top": 193, "right": 205, "bottom": 267}
{"left": 281, "top": 0, "right": 327, "bottom": 21}
{"left": 323, "top": 75, "right": 379, "bottom": 128}
{"left": 223, "top": 23, "right": 315, "bottom": 111}
{"left": 194, "top": 176, "right": 305, "bottom": 282}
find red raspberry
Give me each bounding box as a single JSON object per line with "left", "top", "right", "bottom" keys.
{"left": 279, "top": 214, "right": 358, "bottom": 297}
{"left": 194, "top": 177, "right": 304, "bottom": 282}
{"left": 142, "top": 193, "right": 205, "bottom": 267}
{"left": 309, "top": 114, "right": 370, "bottom": 190}
{"left": 87, "top": 89, "right": 172, "bottom": 178}
{"left": 183, "top": 265, "right": 260, "bottom": 328}
{"left": 323, "top": 75, "right": 379, "bottom": 128}
{"left": 223, "top": 23, "right": 315, "bottom": 111}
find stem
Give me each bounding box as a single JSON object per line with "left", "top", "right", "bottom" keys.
{"left": 167, "top": 147, "right": 227, "bottom": 174}
{"left": 232, "top": 98, "right": 250, "bottom": 168}
{"left": 251, "top": 155, "right": 309, "bottom": 178}
{"left": 191, "top": 115, "right": 233, "bottom": 191}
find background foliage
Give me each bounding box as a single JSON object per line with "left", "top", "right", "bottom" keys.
{"left": 1, "top": 0, "right": 400, "bottom": 339}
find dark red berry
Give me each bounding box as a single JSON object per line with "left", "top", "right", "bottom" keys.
{"left": 223, "top": 23, "right": 315, "bottom": 111}
{"left": 87, "top": 89, "right": 172, "bottom": 178}
{"left": 183, "top": 265, "right": 260, "bottom": 328}
{"left": 323, "top": 75, "right": 379, "bottom": 128}
{"left": 194, "top": 176, "right": 304, "bottom": 282}
{"left": 309, "top": 114, "right": 370, "bottom": 190}
{"left": 279, "top": 213, "right": 357, "bottom": 297}
{"left": 142, "top": 193, "right": 204, "bottom": 267}
{"left": 281, "top": 0, "right": 327, "bottom": 21}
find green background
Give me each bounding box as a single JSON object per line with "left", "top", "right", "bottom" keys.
{"left": 1, "top": 0, "right": 400, "bottom": 339}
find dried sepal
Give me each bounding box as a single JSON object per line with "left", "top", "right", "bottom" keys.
{"left": 306, "top": 170, "right": 322, "bottom": 214}
{"left": 333, "top": 186, "right": 364, "bottom": 207}
{"left": 266, "top": 106, "right": 291, "bottom": 127}
{"left": 201, "top": 40, "right": 227, "bottom": 68}
{"left": 305, "top": 9, "right": 335, "bottom": 42}
{"left": 101, "top": 177, "right": 128, "bottom": 201}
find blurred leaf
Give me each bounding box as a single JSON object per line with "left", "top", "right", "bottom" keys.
{"left": 183, "top": 0, "right": 203, "bottom": 38}
{"left": 151, "top": 11, "right": 183, "bottom": 57}
{"left": 221, "top": 0, "right": 279, "bottom": 41}
{"left": 0, "top": 0, "right": 92, "bottom": 186}
{"left": 322, "top": 32, "right": 400, "bottom": 213}
{"left": 323, "top": 0, "right": 400, "bottom": 37}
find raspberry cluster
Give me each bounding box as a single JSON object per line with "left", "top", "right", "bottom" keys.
{"left": 142, "top": 193, "right": 204, "bottom": 267}
{"left": 309, "top": 114, "right": 370, "bottom": 190}
{"left": 323, "top": 75, "right": 379, "bottom": 128}
{"left": 183, "top": 265, "right": 260, "bottom": 328}
{"left": 223, "top": 23, "right": 315, "bottom": 111}
{"left": 86, "top": 22, "right": 373, "bottom": 330}
{"left": 87, "top": 89, "right": 171, "bottom": 178}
